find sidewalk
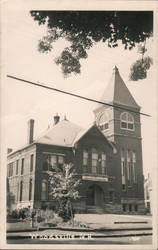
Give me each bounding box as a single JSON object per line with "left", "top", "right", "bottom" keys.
{"left": 7, "top": 213, "right": 152, "bottom": 240}
{"left": 74, "top": 213, "right": 152, "bottom": 230}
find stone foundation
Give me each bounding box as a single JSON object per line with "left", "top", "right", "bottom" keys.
{"left": 104, "top": 203, "right": 122, "bottom": 214}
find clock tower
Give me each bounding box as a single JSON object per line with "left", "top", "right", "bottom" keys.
{"left": 94, "top": 66, "right": 145, "bottom": 213}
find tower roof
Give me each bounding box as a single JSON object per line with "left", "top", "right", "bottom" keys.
{"left": 96, "top": 66, "right": 140, "bottom": 110}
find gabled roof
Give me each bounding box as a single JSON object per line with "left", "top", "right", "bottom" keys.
{"left": 95, "top": 66, "right": 140, "bottom": 110}
{"left": 72, "top": 123, "right": 115, "bottom": 151}
{"left": 35, "top": 119, "right": 84, "bottom": 147}
{"left": 8, "top": 119, "right": 117, "bottom": 156}
{"left": 36, "top": 119, "right": 116, "bottom": 151}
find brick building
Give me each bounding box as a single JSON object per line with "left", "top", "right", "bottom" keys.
{"left": 7, "top": 67, "right": 145, "bottom": 214}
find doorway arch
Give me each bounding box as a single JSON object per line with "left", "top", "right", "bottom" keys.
{"left": 86, "top": 185, "right": 104, "bottom": 207}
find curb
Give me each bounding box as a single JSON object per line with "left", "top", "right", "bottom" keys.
{"left": 7, "top": 226, "right": 152, "bottom": 233}
{"left": 7, "top": 232, "right": 153, "bottom": 240}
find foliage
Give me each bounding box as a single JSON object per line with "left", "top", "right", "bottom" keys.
{"left": 48, "top": 163, "right": 80, "bottom": 222}
{"left": 7, "top": 207, "right": 31, "bottom": 220}
{"left": 129, "top": 56, "right": 153, "bottom": 81}
{"left": 30, "top": 11, "right": 153, "bottom": 78}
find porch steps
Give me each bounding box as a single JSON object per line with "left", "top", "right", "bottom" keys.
{"left": 86, "top": 206, "right": 105, "bottom": 214}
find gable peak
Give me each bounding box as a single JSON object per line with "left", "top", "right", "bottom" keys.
{"left": 113, "top": 65, "right": 119, "bottom": 74}
{"left": 94, "top": 66, "right": 140, "bottom": 112}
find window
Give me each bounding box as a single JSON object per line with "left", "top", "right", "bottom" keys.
{"left": 21, "top": 158, "right": 24, "bottom": 175}
{"left": 99, "top": 113, "right": 109, "bottom": 131}
{"left": 19, "top": 181, "right": 23, "bottom": 201}
{"left": 91, "top": 148, "right": 98, "bottom": 174}
{"left": 121, "top": 149, "right": 126, "bottom": 190}
{"left": 58, "top": 155, "right": 64, "bottom": 165}
{"left": 123, "top": 204, "right": 127, "bottom": 212}
{"left": 101, "top": 153, "right": 106, "bottom": 174}
{"left": 127, "top": 150, "right": 132, "bottom": 185}
{"left": 43, "top": 154, "right": 63, "bottom": 171}
{"left": 120, "top": 112, "right": 134, "bottom": 130}
{"left": 16, "top": 160, "right": 19, "bottom": 175}
{"left": 30, "top": 154, "right": 34, "bottom": 172}
{"left": 100, "top": 123, "right": 109, "bottom": 130}
{"left": 41, "top": 180, "right": 48, "bottom": 200}
{"left": 127, "top": 149, "right": 131, "bottom": 163}
{"left": 50, "top": 155, "right": 57, "bottom": 169}
{"left": 129, "top": 204, "right": 132, "bottom": 212}
{"left": 83, "top": 150, "right": 88, "bottom": 166}
{"left": 29, "top": 179, "right": 32, "bottom": 200}
{"left": 43, "top": 155, "right": 49, "bottom": 171}
{"left": 134, "top": 204, "right": 138, "bottom": 212}
{"left": 132, "top": 152, "right": 137, "bottom": 183}
{"left": 8, "top": 162, "right": 14, "bottom": 177}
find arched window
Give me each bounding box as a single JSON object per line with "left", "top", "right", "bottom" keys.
{"left": 29, "top": 179, "right": 32, "bottom": 201}
{"left": 120, "top": 112, "right": 134, "bottom": 130}
{"left": 41, "top": 180, "right": 48, "bottom": 200}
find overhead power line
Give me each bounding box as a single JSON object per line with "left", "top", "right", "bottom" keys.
{"left": 7, "top": 75, "right": 150, "bottom": 117}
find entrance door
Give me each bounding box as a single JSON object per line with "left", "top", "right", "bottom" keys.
{"left": 86, "top": 186, "right": 95, "bottom": 205}
{"left": 86, "top": 185, "right": 104, "bottom": 206}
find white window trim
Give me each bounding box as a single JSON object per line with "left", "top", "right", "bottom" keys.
{"left": 43, "top": 152, "right": 65, "bottom": 156}
{"left": 120, "top": 112, "right": 135, "bottom": 131}
{"left": 83, "top": 150, "right": 89, "bottom": 166}
{"left": 99, "top": 122, "right": 109, "bottom": 131}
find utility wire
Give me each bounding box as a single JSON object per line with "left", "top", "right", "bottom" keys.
{"left": 7, "top": 75, "right": 150, "bottom": 117}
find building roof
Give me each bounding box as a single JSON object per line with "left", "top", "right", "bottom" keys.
{"left": 72, "top": 123, "right": 116, "bottom": 152}
{"left": 35, "top": 119, "right": 84, "bottom": 147}
{"left": 36, "top": 119, "right": 116, "bottom": 151}
{"left": 8, "top": 119, "right": 116, "bottom": 157}
{"left": 95, "top": 66, "right": 140, "bottom": 110}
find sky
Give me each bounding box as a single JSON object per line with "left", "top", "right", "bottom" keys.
{"left": 1, "top": 9, "right": 157, "bottom": 178}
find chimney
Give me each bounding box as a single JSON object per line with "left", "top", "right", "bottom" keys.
{"left": 54, "top": 113, "right": 60, "bottom": 125}
{"left": 27, "top": 119, "right": 34, "bottom": 144}
{"left": 7, "top": 148, "right": 13, "bottom": 154}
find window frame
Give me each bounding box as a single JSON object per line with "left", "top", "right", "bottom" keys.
{"left": 122, "top": 203, "right": 127, "bottom": 212}
{"left": 101, "top": 152, "right": 107, "bottom": 175}
{"left": 30, "top": 154, "right": 34, "bottom": 172}
{"left": 29, "top": 178, "right": 33, "bottom": 201}
{"left": 8, "top": 162, "right": 14, "bottom": 177}
{"left": 98, "top": 113, "right": 109, "bottom": 131}
{"left": 16, "top": 160, "right": 19, "bottom": 175}
{"left": 41, "top": 179, "right": 48, "bottom": 201}
{"left": 42, "top": 153, "right": 65, "bottom": 171}
{"left": 91, "top": 148, "right": 98, "bottom": 174}
{"left": 120, "top": 112, "right": 134, "bottom": 131}
{"left": 126, "top": 150, "right": 133, "bottom": 186}
{"left": 83, "top": 149, "right": 89, "bottom": 166}
{"left": 21, "top": 158, "right": 24, "bottom": 175}
{"left": 132, "top": 151, "right": 137, "bottom": 183}
{"left": 19, "top": 181, "right": 23, "bottom": 201}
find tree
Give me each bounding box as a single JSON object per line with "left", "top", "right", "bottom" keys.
{"left": 129, "top": 44, "right": 153, "bottom": 81}
{"left": 30, "top": 11, "right": 153, "bottom": 79}
{"left": 48, "top": 163, "right": 80, "bottom": 222}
